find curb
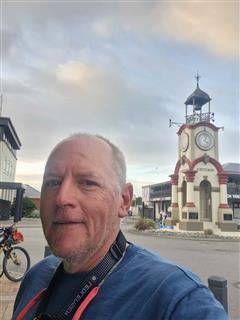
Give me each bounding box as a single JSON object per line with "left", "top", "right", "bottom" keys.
{"left": 128, "top": 229, "right": 240, "bottom": 242}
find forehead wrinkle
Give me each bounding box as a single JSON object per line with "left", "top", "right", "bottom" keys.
{"left": 45, "top": 149, "right": 88, "bottom": 171}
{"left": 44, "top": 136, "right": 117, "bottom": 181}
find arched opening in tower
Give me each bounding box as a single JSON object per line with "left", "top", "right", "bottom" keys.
{"left": 200, "top": 180, "right": 212, "bottom": 221}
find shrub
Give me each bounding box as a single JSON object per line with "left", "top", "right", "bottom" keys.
{"left": 134, "top": 218, "right": 156, "bottom": 231}
{"left": 25, "top": 209, "right": 40, "bottom": 219}
{"left": 204, "top": 228, "right": 213, "bottom": 236}
{"left": 11, "top": 197, "right": 36, "bottom": 218}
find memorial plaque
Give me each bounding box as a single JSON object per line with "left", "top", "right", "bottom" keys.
{"left": 189, "top": 212, "right": 198, "bottom": 219}
{"left": 223, "top": 214, "right": 232, "bottom": 221}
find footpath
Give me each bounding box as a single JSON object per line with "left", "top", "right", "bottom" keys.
{"left": 0, "top": 218, "right": 41, "bottom": 320}
{"left": 0, "top": 276, "right": 20, "bottom": 320}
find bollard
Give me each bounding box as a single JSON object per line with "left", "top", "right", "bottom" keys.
{"left": 208, "top": 276, "right": 228, "bottom": 313}
{"left": 44, "top": 245, "right": 52, "bottom": 257}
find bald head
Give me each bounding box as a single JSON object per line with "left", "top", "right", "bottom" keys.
{"left": 46, "top": 133, "right": 127, "bottom": 191}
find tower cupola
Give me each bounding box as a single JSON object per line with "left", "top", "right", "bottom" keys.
{"left": 185, "top": 74, "right": 212, "bottom": 124}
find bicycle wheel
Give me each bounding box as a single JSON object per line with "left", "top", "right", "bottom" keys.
{"left": 3, "top": 246, "right": 30, "bottom": 282}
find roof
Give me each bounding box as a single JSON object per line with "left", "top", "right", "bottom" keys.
{"left": 142, "top": 181, "right": 171, "bottom": 188}
{"left": 24, "top": 184, "right": 41, "bottom": 198}
{"left": 0, "top": 117, "right": 21, "bottom": 150}
{"left": 185, "top": 84, "right": 211, "bottom": 109}
{"left": 0, "top": 182, "right": 25, "bottom": 190}
{"left": 223, "top": 163, "right": 240, "bottom": 175}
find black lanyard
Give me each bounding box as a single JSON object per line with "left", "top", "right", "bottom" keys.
{"left": 34, "top": 231, "right": 127, "bottom": 320}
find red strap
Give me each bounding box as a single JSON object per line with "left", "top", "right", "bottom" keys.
{"left": 72, "top": 286, "right": 100, "bottom": 320}
{"left": 16, "top": 286, "right": 99, "bottom": 320}
{"left": 16, "top": 288, "right": 46, "bottom": 320}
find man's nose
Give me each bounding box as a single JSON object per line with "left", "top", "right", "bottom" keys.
{"left": 55, "top": 179, "right": 78, "bottom": 208}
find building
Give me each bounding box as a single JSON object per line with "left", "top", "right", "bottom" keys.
{"left": 142, "top": 78, "right": 239, "bottom": 232}
{"left": 223, "top": 163, "right": 240, "bottom": 221}
{"left": 24, "top": 184, "right": 41, "bottom": 210}
{"left": 0, "top": 117, "right": 21, "bottom": 187}
{"left": 0, "top": 117, "right": 24, "bottom": 221}
{"left": 142, "top": 181, "right": 171, "bottom": 220}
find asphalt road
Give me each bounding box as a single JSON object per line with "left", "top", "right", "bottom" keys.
{"left": 17, "top": 221, "right": 239, "bottom": 320}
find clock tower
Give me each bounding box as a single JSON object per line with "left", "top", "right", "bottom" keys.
{"left": 168, "top": 75, "right": 237, "bottom": 232}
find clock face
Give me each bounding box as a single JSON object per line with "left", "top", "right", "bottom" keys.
{"left": 196, "top": 131, "right": 214, "bottom": 150}
{"left": 180, "top": 132, "right": 189, "bottom": 151}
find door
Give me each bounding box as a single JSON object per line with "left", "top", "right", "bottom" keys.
{"left": 200, "top": 180, "right": 212, "bottom": 220}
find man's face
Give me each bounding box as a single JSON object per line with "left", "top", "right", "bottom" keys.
{"left": 40, "top": 136, "right": 132, "bottom": 262}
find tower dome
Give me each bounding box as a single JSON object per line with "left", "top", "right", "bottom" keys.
{"left": 185, "top": 83, "right": 211, "bottom": 111}
{"left": 184, "top": 74, "right": 212, "bottom": 124}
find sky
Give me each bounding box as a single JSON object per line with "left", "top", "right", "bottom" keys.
{"left": 1, "top": 1, "right": 239, "bottom": 196}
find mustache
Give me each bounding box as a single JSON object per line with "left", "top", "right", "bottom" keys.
{"left": 52, "top": 206, "right": 86, "bottom": 224}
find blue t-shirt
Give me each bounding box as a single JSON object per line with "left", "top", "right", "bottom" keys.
{"left": 13, "top": 244, "right": 228, "bottom": 320}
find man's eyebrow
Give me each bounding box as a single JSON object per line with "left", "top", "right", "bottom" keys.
{"left": 75, "top": 172, "right": 101, "bottom": 179}
{"left": 43, "top": 172, "right": 61, "bottom": 179}
{"left": 43, "top": 172, "right": 101, "bottom": 178}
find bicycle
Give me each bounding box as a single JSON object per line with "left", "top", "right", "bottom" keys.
{"left": 0, "top": 225, "right": 30, "bottom": 282}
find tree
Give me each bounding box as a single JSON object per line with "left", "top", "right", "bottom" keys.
{"left": 11, "top": 197, "right": 36, "bottom": 217}
{"left": 131, "top": 196, "right": 142, "bottom": 206}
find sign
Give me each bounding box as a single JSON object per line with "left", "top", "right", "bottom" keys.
{"left": 197, "top": 168, "right": 214, "bottom": 172}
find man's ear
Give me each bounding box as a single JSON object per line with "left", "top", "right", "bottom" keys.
{"left": 118, "top": 183, "right": 133, "bottom": 218}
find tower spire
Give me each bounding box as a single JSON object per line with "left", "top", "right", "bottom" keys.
{"left": 195, "top": 72, "right": 201, "bottom": 87}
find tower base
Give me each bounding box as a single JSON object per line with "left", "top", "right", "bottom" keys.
{"left": 217, "top": 208, "right": 238, "bottom": 231}
{"left": 167, "top": 206, "right": 179, "bottom": 226}
{"left": 179, "top": 221, "right": 203, "bottom": 231}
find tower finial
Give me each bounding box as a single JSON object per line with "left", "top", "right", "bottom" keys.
{"left": 195, "top": 72, "right": 201, "bottom": 87}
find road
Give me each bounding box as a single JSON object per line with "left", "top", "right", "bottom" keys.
{"left": 17, "top": 221, "right": 239, "bottom": 320}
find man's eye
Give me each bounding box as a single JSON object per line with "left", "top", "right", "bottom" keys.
{"left": 44, "top": 180, "right": 62, "bottom": 188}
{"left": 79, "top": 180, "right": 98, "bottom": 187}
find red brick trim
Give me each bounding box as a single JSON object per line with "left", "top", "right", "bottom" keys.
{"left": 185, "top": 202, "right": 195, "bottom": 207}
{"left": 219, "top": 204, "right": 230, "bottom": 209}
{"left": 171, "top": 203, "right": 179, "bottom": 208}
{"left": 190, "top": 156, "right": 224, "bottom": 174}
{"left": 173, "top": 156, "right": 191, "bottom": 175}
{"left": 169, "top": 174, "right": 178, "bottom": 185}
{"left": 183, "top": 170, "right": 197, "bottom": 182}
{"left": 218, "top": 173, "right": 229, "bottom": 184}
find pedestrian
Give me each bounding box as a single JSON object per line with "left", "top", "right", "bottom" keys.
{"left": 159, "top": 210, "right": 163, "bottom": 223}
{"left": 13, "top": 133, "right": 228, "bottom": 320}
{"left": 162, "top": 211, "right": 167, "bottom": 226}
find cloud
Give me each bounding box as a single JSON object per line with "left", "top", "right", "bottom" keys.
{"left": 5, "top": 56, "right": 174, "bottom": 165}
{"left": 15, "top": 174, "right": 42, "bottom": 192}
{"left": 3, "top": 2, "right": 238, "bottom": 60}
{"left": 16, "top": 161, "right": 45, "bottom": 176}
{"left": 149, "top": 2, "right": 238, "bottom": 58}
{"left": 92, "top": 19, "right": 114, "bottom": 37}
{"left": 56, "top": 61, "right": 101, "bottom": 86}
{"left": 15, "top": 161, "right": 45, "bottom": 191}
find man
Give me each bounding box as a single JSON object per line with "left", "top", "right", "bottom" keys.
{"left": 13, "top": 133, "right": 228, "bottom": 320}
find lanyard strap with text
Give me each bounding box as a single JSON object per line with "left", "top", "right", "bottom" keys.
{"left": 34, "top": 230, "right": 127, "bottom": 320}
